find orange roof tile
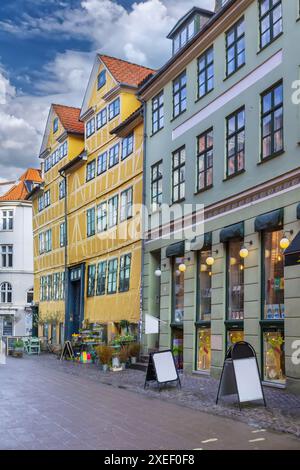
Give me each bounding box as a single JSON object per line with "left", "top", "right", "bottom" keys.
{"left": 99, "top": 54, "right": 155, "bottom": 87}
{"left": 0, "top": 168, "right": 42, "bottom": 202}
{"left": 52, "top": 104, "right": 84, "bottom": 134}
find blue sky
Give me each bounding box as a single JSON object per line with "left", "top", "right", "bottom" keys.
{"left": 0, "top": 0, "right": 214, "bottom": 182}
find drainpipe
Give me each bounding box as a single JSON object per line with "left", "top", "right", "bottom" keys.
{"left": 59, "top": 169, "right": 69, "bottom": 340}
{"left": 140, "top": 100, "right": 147, "bottom": 350}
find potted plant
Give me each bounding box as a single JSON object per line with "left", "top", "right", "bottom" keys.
{"left": 119, "top": 319, "right": 130, "bottom": 335}
{"left": 128, "top": 343, "right": 140, "bottom": 364}
{"left": 95, "top": 345, "right": 113, "bottom": 372}
{"left": 119, "top": 346, "right": 129, "bottom": 369}
{"left": 12, "top": 339, "right": 24, "bottom": 358}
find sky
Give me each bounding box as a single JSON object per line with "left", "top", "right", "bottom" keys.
{"left": 0, "top": 0, "right": 215, "bottom": 186}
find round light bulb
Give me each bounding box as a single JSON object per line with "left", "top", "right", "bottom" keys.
{"left": 280, "top": 237, "right": 290, "bottom": 250}
{"left": 206, "top": 256, "right": 215, "bottom": 266}
{"left": 178, "top": 263, "right": 186, "bottom": 273}
{"left": 154, "top": 269, "right": 162, "bottom": 277}
{"left": 239, "top": 247, "right": 249, "bottom": 259}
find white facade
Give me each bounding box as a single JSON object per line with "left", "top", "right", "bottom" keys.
{"left": 0, "top": 201, "right": 34, "bottom": 337}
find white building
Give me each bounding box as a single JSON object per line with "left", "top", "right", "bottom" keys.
{"left": 0, "top": 169, "right": 42, "bottom": 337}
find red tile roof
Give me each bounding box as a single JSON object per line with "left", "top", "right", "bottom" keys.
{"left": 52, "top": 104, "right": 84, "bottom": 134}
{"left": 99, "top": 54, "right": 155, "bottom": 87}
{"left": 0, "top": 168, "right": 42, "bottom": 202}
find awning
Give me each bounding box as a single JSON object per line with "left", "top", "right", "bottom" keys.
{"left": 255, "top": 208, "right": 283, "bottom": 232}
{"left": 220, "top": 222, "right": 244, "bottom": 243}
{"left": 190, "top": 232, "right": 212, "bottom": 251}
{"left": 284, "top": 231, "right": 300, "bottom": 267}
{"left": 297, "top": 203, "right": 300, "bottom": 220}
{"left": 166, "top": 241, "right": 185, "bottom": 258}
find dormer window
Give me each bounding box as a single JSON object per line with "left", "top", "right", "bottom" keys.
{"left": 173, "top": 19, "right": 195, "bottom": 55}
{"left": 97, "top": 70, "right": 106, "bottom": 90}
{"left": 53, "top": 118, "right": 58, "bottom": 134}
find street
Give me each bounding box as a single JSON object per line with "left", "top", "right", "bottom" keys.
{"left": 0, "top": 356, "right": 299, "bottom": 450}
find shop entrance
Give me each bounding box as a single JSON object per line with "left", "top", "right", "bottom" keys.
{"left": 65, "top": 265, "right": 85, "bottom": 340}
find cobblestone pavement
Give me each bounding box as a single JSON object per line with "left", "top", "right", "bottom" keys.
{"left": 1, "top": 355, "right": 300, "bottom": 450}
{"left": 47, "top": 354, "right": 300, "bottom": 438}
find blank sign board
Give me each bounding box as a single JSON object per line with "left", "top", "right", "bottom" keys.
{"left": 233, "top": 358, "right": 264, "bottom": 403}
{"left": 152, "top": 351, "right": 178, "bottom": 383}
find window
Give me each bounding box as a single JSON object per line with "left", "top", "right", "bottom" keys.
{"left": 197, "top": 250, "right": 212, "bottom": 322}
{"left": 109, "top": 143, "right": 119, "bottom": 168}
{"left": 197, "top": 128, "right": 213, "bottom": 191}
{"left": 108, "top": 195, "right": 118, "bottom": 228}
{"left": 86, "top": 118, "right": 95, "bottom": 138}
{"left": 62, "top": 141, "right": 68, "bottom": 157}
{"left": 1, "top": 282, "right": 12, "bottom": 303}
{"left": 172, "top": 147, "right": 185, "bottom": 203}
{"left": 38, "top": 194, "right": 44, "bottom": 212}
{"left": 259, "top": 0, "right": 282, "bottom": 49}
{"left": 1, "top": 245, "right": 13, "bottom": 267}
{"left": 60, "top": 272, "right": 66, "bottom": 300}
{"left": 59, "top": 179, "right": 66, "bottom": 200}
{"left": 151, "top": 161, "right": 163, "bottom": 211}
{"left": 53, "top": 273, "right": 59, "bottom": 301}
{"left": 226, "top": 240, "right": 244, "bottom": 320}
{"left": 39, "top": 233, "right": 45, "bottom": 255}
{"left": 53, "top": 117, "right": 58, "bottom": 133}
{"left": 107, "top": 258, "right": 118, "bottom": 294}
{"left": 122, "top": 133, "right": 134, "bottom": 160}
{"left": 119, "top": 254, "right": 131, "bottom": 292}
{"left": 97, "top": 151, "right": 107, "bottom": 175}
{"left": 44, "top": 190, "right": 51, "bottom": 208}
{"left": 87, "top": 265, "right": 96, "bottom": 297}
{"left": 197, "top": 328, "right": 211, "bottom": 372}
{"left": 60, "top": 222, "right": 66, "bottom": 247}
{"left": 96, "top": 108, "right": 107, "bottom": 129}
{"left": 97, "top": 202, "right": 107, "bottom": 233}
{"left": 261, "top": 82, "right": 283, "bottom": 160}
{"left": 26, "top": 288, "right": 34, "bottom": 304}
{"left": 86, "top": 159, "right": 96, "bottom": 181}
{"left": 97, "top": 70, "right": 106, "bottom": 90}
{"left": 173, "top": 19, "right": 196, "bottom": 54}
{"left": 173, "top": 72, "right": 187, "bottom": 118}
{"left": 226, "top": 17, "right": 245, "bottom": 77}
{"left": 198, "top": 47, "right": 214, "bottom": 98}
{"left": 45, "top": 229, "right": 52, "bottom": 252}
{"left": 263, "top": 329, "right": 285, "bottom": 384}
{"left": 226, "top": 107, "right": 245, "bottom": 177}
{"left": 172, "top": 257, "right": 184, "bottom": 324}
{"left": 262, "top": 230, "right": 285, "bottom": 320}
{"left": 97, "top": 261, "right": 107, "bottom": 296}
{"left": 87, "top": 208, "right": 96, "bottom": 237}
{"left": 108, "top": 98, "right": 120, "bottom": 121}
{"left": 152, "top": 91, "right": 164, "bottom": 134}
{"left": 1, "top": 210, "right": 13, "bottom": 230}
{"left": 120, "top": 187, "right": 133, "bottom": 222}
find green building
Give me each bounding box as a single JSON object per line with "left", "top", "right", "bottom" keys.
{"left": 139, "top": 0, "right": 300, "bottom": 392}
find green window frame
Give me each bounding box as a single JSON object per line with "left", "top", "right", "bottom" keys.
{"left": 86, "top": 118, "right": 95, "bottom": 138}
{"left": 107, "top": 258, "right": 118, "bottom": 294}
{"left": 226, "top": 17, "right": 245, "bottom": 77}
{"left": 108, "top": 98, "right": 120, "bottom": 121}
{"left": 259, "top": 0, "right": 282, "bottom": 49}
{"left": 226, "top": 107, "right": 245, "bottom": 177}
{"left": 119, "top": 254, "right": 131, "bottom": 293}
{"left": 97, "top": 202, "right": 107, "bottom": 233}
{"left": 86, "top": 159, "right": 96, "bottom": 181}
{"left": 173, "top": 71, "right": 187, "bottom": 118}
{"left": 60, "top": 222, "right": 66, "bottom": 247}
{"left": 87, "top": 265, "right": 96, "bottom": 297}
{"left": 109, "top": 143, "right": 119, "bottom": 168}
{"left": 120, "top": 187, "right": 133, "bottom": 222}
{"left": 261, "top": 81, "right": 283, "bottom": 161}
{"left": 97, "top": 151, "right": 107, "bottom": 175}
{"left": 198, "top": 46, "right": 214, "bottom": 99}
{"left": 122, "top": 133, "right": 134, "bottom": 160}
{"left": 96, "top": 108, "right": 107, "bottom": 129}
{"left": 87, "top": 207, "right": 96, "bottom": 237}
{"left": 108, "top": 195, "right": 118, "bottom": 228}
{"left": 97, "top": 261, "right": 107, "bottom": 296}
{"left": 152, "top": 91, "right": 164, "bottom": 134}
{"left": 151, "top": 160, "right": 163, "bottom": 211}
{"left": 197, "top": 128, "right": 213, "bottom": 192}
{"left": 172, "top": 147, "right": 185, "bottom": 203}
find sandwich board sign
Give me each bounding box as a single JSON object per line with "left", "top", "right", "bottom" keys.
{"left": 216, "top": 342, "right": 266, "bottom": 410}
{"left": 60, "top": 340, "right": 75, "bottom": 361}
{"left": 144, "top": 350, "right": 181, "bottom": 390}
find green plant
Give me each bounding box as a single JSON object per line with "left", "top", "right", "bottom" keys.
{"left": 119, "top": 346, "right": 129, "bottom": 363}
{"left": 14, "top": 339, "right": 24, "bottom": 349}
{"left": 119, "top": 319, "right": 130, "bottom": 331}
{"left": 128, "top": 343, "right": 140, "bottom": 358}
{"left": 95, "top": 345, "right": 113, "bottom": 365}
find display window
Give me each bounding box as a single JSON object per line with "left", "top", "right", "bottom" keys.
{"left": 227, "top": 329, "right": 244, "bottom": 349}
{"left": 226, "top": 240, "right": 244, "bottom": 320}
{"left": 197, "top": 250, "right": 212, "bottom": 321}
{"left": 263, "top": 329, "right": 285, "bottom": 384}
{"left": 172, "top": 327, "right": 183, "bottom": 370}
{"left": 196, "top": 328, "right": 211, "bottom": 371}
{"left": 262, "top": 230, "right": 285, "bottom": 320}
{"left": 172, "top": 257, "right": 184, "bottom": 324}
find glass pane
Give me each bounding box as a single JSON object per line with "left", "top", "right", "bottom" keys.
{"left": 227, "top": 240, "right": 244, "bottom": 320}
{"left": 172, "top": 257, "right": 184, "bottom": 323}
{"left": 263, "top": 230, "right": 285, "bottom": 319}
{"left": 172, "top": 328, "right": 183, "bottom": 370}
{"left": 197, "top": 328, "right": 211, "bottom": 371}
{"left": 263, "top": 330, "right": 285, "bottom": 384}
{"left": 198, "top": 250, "right": 212, "bottom": 321}
{"left": 227, "top": 330, "right": 244, "bottom": 349}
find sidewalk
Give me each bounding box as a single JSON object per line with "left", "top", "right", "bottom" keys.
{"left": 40, "top": 354, "right": 300, "bottom": 438}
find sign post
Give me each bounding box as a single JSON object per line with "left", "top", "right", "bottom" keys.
{"left": 144, "top": 350, "right": 181, "bottom": 390}
{"left": 216, "top": 341, "right": 266, "bottom": 410}
{"left": 60, "top": 340, "right": 75, "bottom": 361}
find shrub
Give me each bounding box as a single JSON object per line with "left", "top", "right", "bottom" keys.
{"left": 128, "top": 343, "right": 140, "bottom": 358}
{"left": 95, "top": 345, "right": 113, "bottom": 365}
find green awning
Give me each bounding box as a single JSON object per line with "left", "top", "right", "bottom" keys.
{"left": 255, "top": 208, "right": 283, "bottom": 232}
{"left": 166, "top": 241, "right": 185, "bottom": 258}
{"left": 220, "top": 222, "right": 244, "bottom": 243}
{"left": 297, "top": 203, "right": 300, "bottom": 220}
{"left": 285, "top": 231, "right": 300, "bottom": 267}
{"left": 190, "top": 232, "right": 212, "bottom": 251}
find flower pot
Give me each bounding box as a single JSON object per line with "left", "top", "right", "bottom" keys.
{"left": 102, "top": 364, "right": 109, "bottom": 372}
{"left": 131, "top": 357, "right": 137, "bottom": 365}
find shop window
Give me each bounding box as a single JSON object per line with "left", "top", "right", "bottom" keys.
{"left": 59, "top": 323, "right": 64, "bottom": 345}
{"left": 51, "top": 324, "right": 57, "bottom": 344}
{"left": 172, "top": 257, "right": 184, "bottom": 324}
{"left": 197, "top": 250, "right": 212, "bottom": 321}
{"left": 172, "top": 327, "right": 183, "bottom": 370}
{"left": 263, "top": 329, "right": 285, "bottom": 384}
{"left": 43, "top": 323, "right": 49, "bottom": 340}
{"left": 197, "top": 328, "right": 211, "bottom": 372}
{"left": 227, "top": 329, "right": 244, "bottom": 349}
{"left": 262, "top": 230, "right": 285, "bottom": 319}
{"left": 226, "top": 240, "right": 244, "bottom": 320}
